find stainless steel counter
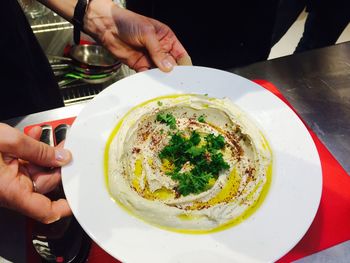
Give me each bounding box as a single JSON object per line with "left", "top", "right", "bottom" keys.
{"left": 1, "top": 42, "right": 350, "bottom": 262}
{"left": 231, "top": 41, "right": 350, "bottom": 175}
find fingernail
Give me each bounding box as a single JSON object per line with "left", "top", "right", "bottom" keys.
{"left": 161, "top": 59, "right": 174, "bottom": 70}
{"left": 46, "top": 216, "right": 60, "bottom": 224}
{"left": 55, "top": 149, "right": 70, "bottom": 162}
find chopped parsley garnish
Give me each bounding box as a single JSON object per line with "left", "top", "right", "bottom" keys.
{"left": 205, "top": 134, "right": 225, "bottom": 150}
{"left": 198, "top": 115, "right": 206, "bottom": 123}
{"left": 156, "top": 113, "right": 177, "bottom": 129}
{"left": 159, "top": 131, "right": 229, "bottom": 196}
{"left": 157, "top": 101, "right": 163, "bottom": 106}
{"left": 171, "top": 171, "right": 212, "bottom": 196}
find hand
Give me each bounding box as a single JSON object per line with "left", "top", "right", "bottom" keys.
{"left": 0, "top": 123, "right": 72, "bottom": 224}
{"left": 84, "top": 0, "right": 192, "bottom": 72}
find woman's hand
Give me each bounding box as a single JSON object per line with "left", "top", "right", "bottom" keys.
{"left": 84, "top": 0, "right": 192, "bottom": 72}
{"left": 0, "top": 124, "right": 72, "bottom": 224}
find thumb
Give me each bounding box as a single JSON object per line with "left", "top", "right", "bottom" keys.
{"left": 142, "top": 29, "right": 176, "bottom": 72}
{"left": 0, "top": 123, "right": 71, "bottom": 167}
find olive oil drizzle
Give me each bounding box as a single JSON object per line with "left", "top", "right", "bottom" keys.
{"left": 104, "top": 94, "right": 273, "bottom": 234}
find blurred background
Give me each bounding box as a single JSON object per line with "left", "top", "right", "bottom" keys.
{"left": 269, "top": 9, "right": 350, "bottom": 59}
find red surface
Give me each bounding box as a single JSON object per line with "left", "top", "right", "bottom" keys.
{"left": 23, "top": 117, "right": 76, "bottom": 141}
{"left": 25, "top": 80, "right": 350, "bottom": 263}
{"left": 255, "top": 80, "right": 350, "bottom": 262}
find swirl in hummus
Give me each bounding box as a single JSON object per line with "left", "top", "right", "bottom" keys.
{"left": 106, "top": 94, "right": 272, "bottom": 233}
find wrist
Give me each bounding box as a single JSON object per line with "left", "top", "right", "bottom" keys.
{"left": 72, "top": 0, "right": 89, "bottom": 44}
{"left": 83, "top": 0, "right": 118, "bottom": 40}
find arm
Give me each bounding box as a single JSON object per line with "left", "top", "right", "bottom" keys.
{"left": 38, "top": 0, "right": 192, "bottom": 72}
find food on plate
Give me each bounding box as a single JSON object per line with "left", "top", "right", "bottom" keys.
{"left": 106, "top": 94, "right": 272, "bottom": 233}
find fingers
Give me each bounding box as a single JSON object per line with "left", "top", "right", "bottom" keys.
{"left": 177, "top": 55, "right": 193, "bottom": 66}
{"left": 0, "top": 124, "right": 72, "bottom": 224}
{"left": 141, "top": 26, "right": 176, "bottom": 72}
{"left": 26, "top": 126, "right": 42, "bottom": 141}
{"left": 22, "top": 194, "right": 72, "bottom": 224}
{"left": 0, "top": 123, "right": 71, "bottom": 167}
{"left": 29, "top": 167, "right": 62, "bottom": 195}
{"left": 0, "top": 162, "right": 71, "bottom": 224}
{"left": 155, "top": 23, "right": 192, "bottom": 67}
{"left": 0, "top": 152, "right": 7, "bottom": 166}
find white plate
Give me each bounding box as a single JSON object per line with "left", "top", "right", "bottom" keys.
{"left": 62, "top": 66, "right": 322, "bottom": 263}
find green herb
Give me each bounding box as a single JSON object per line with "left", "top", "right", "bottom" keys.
{"left": 159, "top": 131, "right": 229, "bottom": 196}
{"left": 156, "top": 113, "right": 177, "bottom": 129}
{"left": 189, "top": 130, "right": 201, "bottom": 145}
{"left": 186, "top": 146, "right": 205, "bottom": 157}
{"left": 157, "top": 101, "right": 163, "bottom": 106}
{"left": 207, "top": 152, "right": 230, "bottom": 176}
{"left": 205, "top": 134, "right": 225, "bottom": 151}
{"left": 198, "top": 115, "right": 206, "bottom": 123}
{"left": 172, "top": 171, "right": 212, "bottom": 196}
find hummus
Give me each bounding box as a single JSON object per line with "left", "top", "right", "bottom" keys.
{"left": 106, "top": 94, "right": 272, "bottom": 233}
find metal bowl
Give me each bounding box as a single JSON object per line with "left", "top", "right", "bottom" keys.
{"left": 69, "top": 44, "right": 120, "bottom": 69}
